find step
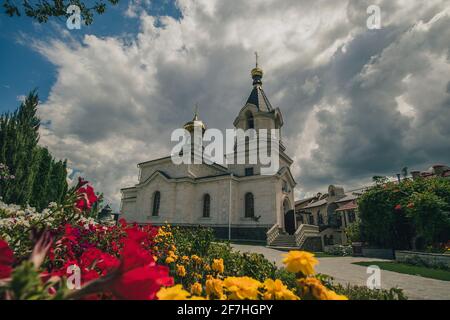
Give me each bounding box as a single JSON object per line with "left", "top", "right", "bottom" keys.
{"left": 266, "top": 245, "right": 300, "bottom": 251}
{"left": 270, "top": 242, "right": 297, "bottom": 246}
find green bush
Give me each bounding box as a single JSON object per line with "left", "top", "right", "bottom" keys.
{"left": 325, "top": 245, "right": 353, "bottom": 256}
{"left": 332, "top": 283, "right": 407, "bottom": 300}
{"left": 358, "top": 177, "right": 450, "bottom": 249}
{"left": 207, "top": 242, "right": 278, "bottom": 281}
{"left": 345, "top": 221, "right": 362, "bottom": 243}
{"left": 402, "top": 255, "right": 450, "bottom": 271}
{"left": 172, "top": 225, "right": 214, "bottom": 257}
{"left": 171, "top": 226, "right": 279, "bottom": 282}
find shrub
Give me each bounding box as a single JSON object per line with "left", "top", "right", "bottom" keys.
{"left": 345, "top": 221, "right": 362, "bottom": 243}
{"left": 402, "top": 255, "right": 450, "bottom": 271}
{"left": 358, "top": 177, "right": 450, "bottom": 249}
{"left": 324, "top": 245, "right": 353, "bottom": 256}
{"left": 332, "top": 283, "right": 407, "bottom": 300}
{"left": 171, "top": 226, "right": 214, "bottom": 257}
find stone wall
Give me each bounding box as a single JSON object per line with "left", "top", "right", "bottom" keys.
{"left": 395, "top": 251, "right": 450, "bottom": 269}
{"left": 362, "top": 248, "right": 395, "bottom": 260}
{"left": 302, "top": 237, "right": 322, "bottom": 252}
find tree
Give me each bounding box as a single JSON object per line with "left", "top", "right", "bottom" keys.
{"left": 3, "top": 0, "right": 119, "bottom": 25}
{"left": 0, "top": 90, "right": 68, "bottom": 210}
{"left": 358, "top": 177, "right": 450, "bottom": 250}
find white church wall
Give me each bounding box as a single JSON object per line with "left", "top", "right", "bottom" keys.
{"left": 121, "top": 198, "right": 137, "bottom": 221}
{"left": 232, "top": 177, "right": 277, "bottom": 227}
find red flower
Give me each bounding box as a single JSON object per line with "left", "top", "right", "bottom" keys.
{"left": 407, "top": 203, "right": 414, "bottom": 209}
{"left": 125, "top": 225, "right": 148, "bottom": 244}
{"left": 0, "top": 239, "right": 14, "bottom": 279}
{"left": 110, "top": 265, "right": 173, "bottom": 300}
{"left": 108, "top": 239, "right": 173, "bottom": 300}
{"left": 76, "top": 184, "right": 99, "bottom": 211}
{"left": 80, "top": 247, "right": 120, "bottom": 275}
{"left": 394, "top": 204, "right": 402, "bottom": 211}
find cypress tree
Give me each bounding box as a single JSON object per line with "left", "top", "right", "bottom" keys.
{"left": 0, "top": 90, "right": 68, "bottom": 209}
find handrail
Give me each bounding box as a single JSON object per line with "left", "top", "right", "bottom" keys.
{"left": 266, "top": 224, "right": 280, "bottom": 245}
{"left": 295, "top": 224, "right": 319, "bottom": 247}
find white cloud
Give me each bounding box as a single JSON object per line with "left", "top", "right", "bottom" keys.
{"left": 30, "top": 0, "right": 450, "bottom": 209}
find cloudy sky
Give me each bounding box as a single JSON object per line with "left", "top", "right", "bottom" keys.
{"left": 1, "top": 0, "right": 450, "bottom": 209}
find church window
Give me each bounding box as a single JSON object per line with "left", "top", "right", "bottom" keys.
{"left": 152, "top": 191, "right": 160, "bottom": 216}
{"left": 203, "top": 194, "right": 211, "bottom": 218}
{"left": 245, "top": 192, "right": 255, "bottom": 217}
{"left": 245, "top": 167, "right": 254, "bottom": 176}
{"left": 246, "top": 111, "right": 254, "bottom": 129}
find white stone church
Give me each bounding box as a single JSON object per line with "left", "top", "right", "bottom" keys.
{"left": 120, "top": 63, "right": 299, "bottom": 242}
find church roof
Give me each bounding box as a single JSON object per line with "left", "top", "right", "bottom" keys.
{"left": 245, "top": 54, "right": 273, "bottom": 112}
{"left": 246, "top": 85, "right": 273, "bottom": 112}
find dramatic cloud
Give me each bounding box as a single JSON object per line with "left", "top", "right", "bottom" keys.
{"left": 32, "top": 0, "right": 450, "bottom": 207}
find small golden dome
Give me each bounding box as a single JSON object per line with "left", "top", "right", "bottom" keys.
{"left": 183, "top": 111, "right": 206, "bottom": 133}
{"left": 251, "top": 67, "right": 263, "bottom": 78}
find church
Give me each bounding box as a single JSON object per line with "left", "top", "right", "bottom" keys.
{"left": 120, "top": 61, "right": 297, "bottom": 242}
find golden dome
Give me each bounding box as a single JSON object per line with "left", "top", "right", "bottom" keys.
{"left": 183, "top": 111, "right": 206, "bottom": 133}
{"left": 251, "top": 66, "right": 263, "bottom": 78}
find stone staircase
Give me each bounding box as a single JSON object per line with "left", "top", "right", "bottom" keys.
{"left": 266, "top": 224, "right": 322, "bottom": 251}
{"left": 268, "top": 233, "right": 296, "bottom": 248}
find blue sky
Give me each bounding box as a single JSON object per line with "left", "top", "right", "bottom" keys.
{"left": 0, "top": 0, "right": 181, "bottom": 113}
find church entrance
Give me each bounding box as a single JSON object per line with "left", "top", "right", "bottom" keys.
{"left": 283, "top": 199, "right": 295, "bottom": 235}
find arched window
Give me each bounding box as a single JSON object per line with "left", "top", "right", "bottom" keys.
{"left": 203, "top": 194, "right": 211, "bottom": 218}
{"left": 246, "top": 111, "right": 254, "bottom": 129}
{"left": 245, "top": 192, "right": 254, "bottom": 218}
{"left": 152, "top": 191, "right": 160, "bottom": 216}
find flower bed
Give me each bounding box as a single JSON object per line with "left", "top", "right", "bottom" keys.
{"left": 0, "top": 178, "right": 351, "bottom": 300}
{"left": 0, "top": 178, "right": 410, "bottom": 300}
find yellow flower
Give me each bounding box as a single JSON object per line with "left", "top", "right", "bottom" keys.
{"left": 282, "top": 251, "right": 318, "bottom": 276}
{"left": 182, "top": 255, "right": 190, "bottom": 262}
{"left": 323, "top": 290, "right": 348, "bottom": 300}
{"left": 263, "top": 279, "right": 299, "bottom": 300}
{"left": 190, "top": 282, "right": 203, "bottom": 296}
{"left": 206, "top": 278, "right": 225, "bottom": 299}
{"left": 165, "top": 256, "right": 175, "bottom": 264}
{"left": 212, "top": 258, "right": 224, "bottom": 273}
{"left": 176, "top": 264, "right": 186, "bottom": 277}
{"left": 157, "top": 285, "right": 190, "bottom": 300}
{"left": 298, "top": 277, "right": 328, "bottom": 299}
{"left": 189, "top": 296, "right": 206, "bottom": 300}
{"left": 191, "top": 255, "right": 202, "bottom": 263}
{"left": 153, "top": 255, "right": 158, "bottom": 262}
{"left": 297, "top": 277, "right": 347, "bottom": 300}
{"left": 165, "top": 250, "right": 178, "bottom": 264}
{"left": 223, "top": 276, "right": 262, "bottom": 300}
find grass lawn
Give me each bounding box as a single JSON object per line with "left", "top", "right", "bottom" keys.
{"left": 353, "top": 261, "right": 450, "bottom": 281}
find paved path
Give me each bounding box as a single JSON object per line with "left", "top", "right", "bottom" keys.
{"left": 231, "top": 244, "right": 450, "bottom": 300}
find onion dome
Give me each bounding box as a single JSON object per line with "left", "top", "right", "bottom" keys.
{"left": 183, "top": 109, "right": 206, "bottom": 133}
{"left": 251, "top": 52, "right": 264, "bottom": 86}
